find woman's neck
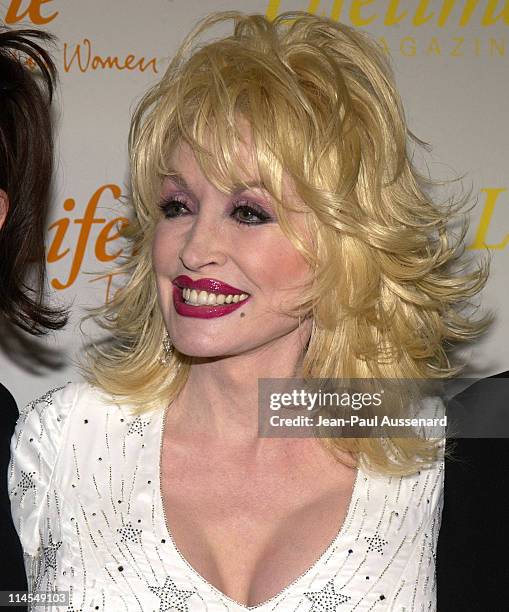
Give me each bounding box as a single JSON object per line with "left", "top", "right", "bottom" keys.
{"left": 167, "top": 325, "right": 309, "bottom": 444}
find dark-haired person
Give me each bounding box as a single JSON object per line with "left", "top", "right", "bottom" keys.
{"left": 0, "top": 26, "right": 67, "bottom": 605}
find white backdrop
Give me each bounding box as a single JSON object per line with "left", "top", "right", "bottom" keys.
{"left": 1, "top": 0, "right": 508, "bottom": 406}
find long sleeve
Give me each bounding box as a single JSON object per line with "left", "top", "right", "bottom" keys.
{"left": 8, "top": 383, "right": 75, "bottom": 593}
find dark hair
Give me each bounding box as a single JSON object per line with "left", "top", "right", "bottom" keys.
{"left": 0, "top": 27, "right": 67, "bottom": 334}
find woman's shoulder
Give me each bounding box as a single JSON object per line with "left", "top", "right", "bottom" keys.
{"left": 10, "top": 381, "right": 126, "bottom": 463}
{"left": 8, "top": 381, "right": 123, "bottom": 556}
{"left": 9, "top": 381, "right": 117, "bottom": 480}
{"left": 16, "top": 381, "right": 121, "bottom": 423}
{"left": 21, "top": 380, "right": 105, "bottom": 410}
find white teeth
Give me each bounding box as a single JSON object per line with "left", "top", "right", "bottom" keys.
{"left": 181, "top": 287, "right": 249, "bottom": 306}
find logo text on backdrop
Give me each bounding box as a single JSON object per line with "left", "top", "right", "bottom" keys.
{"left": 3, "top": 0, "right": 58, "bottom": 24}
{"left": 48, "top": 184, "right": 128, "bottom": 293}
{"left": 266, "top": 1, "right": 507, "bottom": 57}
{"left": 266, "top": 0, "right": 509, "bottom": 26}
{"left": 63, "top": 40, "right": 158, "bottom": 74}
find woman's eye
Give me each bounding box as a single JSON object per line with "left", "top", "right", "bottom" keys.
{"left": 159, "top": 198, "right": 190, "bottom": 218}
{"left": 232, "top": 203, "right": 271, "bottom": 225}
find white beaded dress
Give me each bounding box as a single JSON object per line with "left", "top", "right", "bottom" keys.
{"left": 9, "top": 382, "right": 444, "bottom": 611}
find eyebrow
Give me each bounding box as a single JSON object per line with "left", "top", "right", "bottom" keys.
{"left": 165, "top": 172, "right": 189, "bottom": 190}
{"left": 165, "top": 172, "right": 271, "bottom": 197}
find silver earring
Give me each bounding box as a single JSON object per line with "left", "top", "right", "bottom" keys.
{"left": 160, "top": 331, "right": 174, "bottom": 365}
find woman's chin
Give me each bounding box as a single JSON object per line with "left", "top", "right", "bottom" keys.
{"left": 172, "top": 342, "right": 240, "bottom": 360}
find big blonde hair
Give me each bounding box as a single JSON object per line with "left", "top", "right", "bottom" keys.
{"left": 84, "top": 11, "right": 490, "bottom": 475}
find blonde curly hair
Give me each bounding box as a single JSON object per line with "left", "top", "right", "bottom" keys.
{"left": 84, "top": 11, "right": 491, "bottom": 475}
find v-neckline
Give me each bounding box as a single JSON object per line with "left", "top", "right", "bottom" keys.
{"left": 156, "top": 404, "right": 362, "bottom": 610}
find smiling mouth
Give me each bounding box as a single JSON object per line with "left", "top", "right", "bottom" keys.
{"left": 172, "top": 275, "right": 251, "bottom": 317}
{"left": 181, "top": 287, "right": 250, "bottom": 307}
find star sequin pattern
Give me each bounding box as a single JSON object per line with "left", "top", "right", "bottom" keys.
{"left": 12, "top": 470, "right": 36, "bottom": 499}
{"left": 42, "top": 532, "right": 62, "bottom": 573}
{"left": 127, "top": 416, "right": 150, "bottom": 436}
{"left": 149, "top": 577, "right": 195, "bottom": 612}
{"left": 117, "top": 521, "right": 142, "bottom": 545}
{"left": 365, "top": 533, "right": 388, "bottom": 555}
{"left": 305, "top": 579, "right": 351, "bottom": 610}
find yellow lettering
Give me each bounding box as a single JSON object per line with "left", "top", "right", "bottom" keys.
{"left": 331, "top": 0, "right": 344, "bottom": 21}
{"left": 384, "top": 0, "right": 407, "bottom": 25}
{"left": 437, "top": 0, "right": 455, "bottom": 26}
{"left": 266, "top": 0, "right": 282, "bottom": 20}
{"left": 490, "top": 38, "right": 506, "bottom": 54}
{"left": 426, "top": 37, "right": 441, "bottom": 54}
{"left": 401, "top": 36, "right": 416, "bottom": 56}
{"left": 459, "top": 0, "right": 480, "bottom": 26}
{"left": 307, "top": 0, "right": 321, "bottom": 15}
{"left": 350, "top": 0, "right": 377, "bottom": 26}
{"left": 451, "top": 37, "right": 464, "bottom": 56}
{"left": 482, "top": 0, "right": 509, "bottom": 25}
{"left": 413, "top": 0, "right": 434, "bottom": 25}
{"left": 468, "top": 188, "right": 508, "bottom": 250}
{"left": 4, "top": 0, "right": 58, "bottom": 25}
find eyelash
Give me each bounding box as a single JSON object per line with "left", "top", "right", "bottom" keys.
{"left": 158, "top": 197, "right": 272, "bottom": 226}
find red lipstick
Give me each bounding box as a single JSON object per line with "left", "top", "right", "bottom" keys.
{"left": 172, "top": 275, "right": 250, "bottom": 319}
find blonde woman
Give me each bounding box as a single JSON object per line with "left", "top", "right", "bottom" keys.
{"left": 9, "top": 12, "right": 490, "bottom": 611}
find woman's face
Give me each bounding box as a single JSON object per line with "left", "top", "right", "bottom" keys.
{"left": 152, "top": 138, "right": 313, "bottom": 359}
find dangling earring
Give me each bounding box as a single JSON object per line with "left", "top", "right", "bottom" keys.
{"left": 160, "top": 331, "right": 174, "bottom": 366}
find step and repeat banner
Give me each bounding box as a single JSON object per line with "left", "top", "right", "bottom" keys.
{"left": 1, "top": 0, "right": 508, "bottom": 406}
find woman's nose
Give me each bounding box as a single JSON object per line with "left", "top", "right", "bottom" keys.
{"left": 178, "top": 210, "right": 228, "bottom": 271}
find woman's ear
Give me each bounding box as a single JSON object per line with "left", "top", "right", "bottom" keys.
{"left": 0, "top": 189, "right": 8, "bottom": 230}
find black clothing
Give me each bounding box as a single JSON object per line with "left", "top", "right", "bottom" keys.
{"left": 437, "top": 371, "right": 509, "bottom": 612}
{"left": 0, "top": 383, "right": 27, "bottom": 611}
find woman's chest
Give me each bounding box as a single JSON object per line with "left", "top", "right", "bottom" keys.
{"left": 159, "top": 443, "right": 358, "bottom": 607}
